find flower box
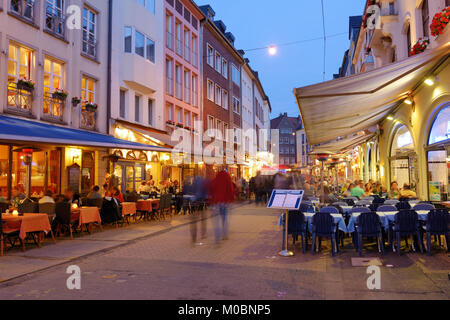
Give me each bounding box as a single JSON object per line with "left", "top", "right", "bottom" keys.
{"left": 84, "top": 102, "right": 98, "bottom": 112}
{"left": 176, "top": 123, "right": 184, "bottom": 128}
{"left": 17, "top": 78, "right": 35, "bottom": 92}
{"left": 430, "top": 6, "right": 450, "bottom": 37}
{"left": 410, "top": 38, "right": 429, "bottom": 56}
{"left": 166, "top": 120, "right": 175, "bottom": 126}
{"left": 72, "top": 97, "right": 81, "bottom": 107}
{"left": 52, "top": 89, "right": 68, "bottom": 101}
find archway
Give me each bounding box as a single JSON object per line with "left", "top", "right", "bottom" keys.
{"left": 389, "top": 124, "right": 416, "bottom": 191}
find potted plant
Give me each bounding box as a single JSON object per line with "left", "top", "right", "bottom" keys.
{"left": 72, "top": 97, "right": 81, "bottom": 107}
{"left": 166, "top": 120, "right": 175, "bottom": 126}
{"left": 430, "top": 6, "right": 450, "bottom": 37}
{"left": 84, "top": 101, "right": 98, "bottom": 112}
{"left": 176, "top": 123, "right": 184, "bottom": 128}
{"left": 17, "top": 78, "right": 35, "bottom": 92}
{"left": 52, "top": 88, "right": 68, "bottom": 100}
{"left": 409, "top": 38, "right": 429, "bottom": 56}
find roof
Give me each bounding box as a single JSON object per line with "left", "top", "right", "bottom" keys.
{"left": 294, "top": 43, "right": 450, "bottom": 151}
{"left": 0, "top": 116, "right": 172, "bottom": 152}
{"left": 270, "top": 114, "right": 301, "bottom": 130}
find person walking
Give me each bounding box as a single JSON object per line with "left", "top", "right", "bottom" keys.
{"left": 209, "top": 171, "right": 235, "bottom": 244}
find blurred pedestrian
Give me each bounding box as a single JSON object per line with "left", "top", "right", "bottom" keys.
{"left": 209, "top": 171, "right": 235, "bottom": 244}
{"left": 190, "top": 176, "right": 210, "bottom": 245}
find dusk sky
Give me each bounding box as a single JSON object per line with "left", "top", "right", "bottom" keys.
{"left": 196, "top": 0, "right": 366, "bottom": 118}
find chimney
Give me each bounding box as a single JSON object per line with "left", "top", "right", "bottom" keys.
{"left": 199, "top": 5, "right": 215, "bottom": 20}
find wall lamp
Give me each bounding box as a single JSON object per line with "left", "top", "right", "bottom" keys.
{"left": 424, "top": 76, "right": 439, "bottom": 86}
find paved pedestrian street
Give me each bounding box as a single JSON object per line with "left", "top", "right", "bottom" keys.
{"left": 0, "top": 204, "right": 448, "bottom": 300}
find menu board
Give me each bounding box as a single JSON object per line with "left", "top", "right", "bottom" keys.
{"left": 267, "top": 190, "right": 304, "bottom": 210}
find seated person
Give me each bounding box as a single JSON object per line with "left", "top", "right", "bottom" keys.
{"left": 138, "top": 181, "right": 150, "bottom": 194}
{"left": 350, "top": 182, "right": 365, "bottom": 199}
{"left": 112, "top": 187, "right": 124, "bottom": 204}
{"left": 39, "top": 190, "right": 55, "bottom": 204}
{"left": 87, "top": 186, "right": 103, "bottom": 199}
{"left": 10, "top": 186, "right": 26, "bottom": 206}
{"left": 399, "top": 184, "right": 417, "bottom": 199}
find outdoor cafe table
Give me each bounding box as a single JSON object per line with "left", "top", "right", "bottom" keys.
{"left": 121, "top": 202, "right": 137, "bottom": 217}
{"left": 2, "top": 213, "right": 55, "bottom": 249}
{"left": 347, "top": 211, "right": 430, "bottom": 233}
{"left": 303, "top": 212, "right": 349, "bottom": 233}
{"left": 72, "top": 207, "right": 102, "bottom": 231}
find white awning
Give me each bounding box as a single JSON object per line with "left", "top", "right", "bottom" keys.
{"left": 294, "top": 43, "right": 450, "bottom": 150}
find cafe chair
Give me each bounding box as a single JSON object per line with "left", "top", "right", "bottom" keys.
{"left": 393, "top": 210, "right": 423, "bottom": 255}
{"left": 18, "top": 201, "right": 38, "bottom": 214}
{"left": 356, "top": 200, "right": 371, "bottom": 207}
{"left": 285, "top": 211, "right": 308, "bottom": 253}
{"left": 39, "top": 203, "right": 56, "bottom": 221}
{"left": 355, "top": 212, "right": 384, "bottom": 256}
{"left": 87, "top": 198, "right": 103, "bottom": 209}
{"left": 320, "top": 206, "right": 339, "bottom": 214}
{"left": 361, "top": 196, "right": 374, "bottom": 202}
{"left": 424, "top": 209, "right": 449, "bottom": 255}
{"left": 299, "top": 203, "right": 315, "bottom": 214}
{"left": 412, "top": 203, "right": 435, "bottom": 212}
{"left": 377, "top": 205, "right": 398, "bottom": 213}
{"left": 396, "top": 201, "right": 411, "bottom": 211}
{"left": 351, "top": 207, "right": 371, "bottom": 214}
{"left": 0, "top": 202, "right": 9, "bottom": 214}
{"left": 311, "top": 212, "right": 338, "bottom": 256}
{"left": 101, "top": 198, "right": 122, "bottom": 226}
{"left": 0, "top": 213, "right": 20, "bottom": 256}
{"left": 54, "top": 202, "right": 76, "bottom": 240}
{"left": 384, "top": 199, "right": 399, "bottom": 206}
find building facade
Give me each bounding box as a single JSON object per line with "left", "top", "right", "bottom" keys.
{"left": 199, "top": 4, "right": 244, "bottom": 180}
{"left": 0, "top": 0, "right": 110, "bottom": 198}
{"left": 270, "top": 113, "right": 301, "bottom": 168}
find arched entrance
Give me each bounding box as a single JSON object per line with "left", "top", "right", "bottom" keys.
{"left": 426, "top": 103, "right": 450, "bottom": 201}
{"left": 389, "top": 124, "right": 416, "bottom": 191}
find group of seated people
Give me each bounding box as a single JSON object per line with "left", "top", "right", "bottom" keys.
{"left": 341, "top": 180, "right": 416, "bottom": 200}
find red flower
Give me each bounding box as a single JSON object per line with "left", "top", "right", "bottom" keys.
{"left": 431, "top": 6, "right": 450, "bottom": 37}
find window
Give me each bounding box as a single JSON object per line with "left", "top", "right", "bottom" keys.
{"left": 81, "top": 75, "right": 96, "bottom": 128}
{"left": 208, "top": 116, "right": 215, "bottom": 137}
{"left": 215, "top": 85, "right": 221, "bottom": 106}
{"left": 175, "top": 21, "right": 182, "bottom": 56}
{"left": 232, "top": 64, "right": 240, "bottom": 86}
{"left": 7, "top": 43, "right": 33, "bottom": 89}
{"left": 222, "top": 90, "right": 228, "bottom": 110}
{"left": 447, "top": 0, "right": 450, "bottom": 7}
{"left": 166, "top": 14, "right": 174, "bottom": 50}
{"left": 184, "top": 70, "right": 190, "bottom": 104}
{"left": 166, "top": 59, "right": 173, "bottom": 95}
{"left": 224, "top": 123, "right": 229, "bottom": 141}
{"left": 216, "top": 120, "right": 222, "bottom": 139}
{"left": 388, "top": 2, "right": 396, "bottom": 15}
{"left": 233, "top": 96, "right": 240, "bottom": 114}
{"left": 428, "top": 105, "right": 450, "bottom": 145}
{"left": 215, "top": 52, "right": 222, "bottom": 73}
{"left": 290, "top": 148, "right": 295, "bottom": 155}
{"left": 148, "top": 99, "right": 154, "bottom": 125}
{"left": 207, "top": 79, "right": 214, "bottom": 101}
{"left": 45, "top": 0, "right": 65, "bottom": 36}
{"left": 137, "top": 0, "right": 155, "bottom": 14}
{"left": 222, "top": 59, "right": 228, "bottom": 78}
{"left": 421, "top": 0, "right": 429, "bottom": 38}
{"left": 175, "top": 65, "right": 182, "bottom": 100}
{"left": 135, "top": 31, "right": 145, "bottom": 57}
{"left": 10, "top": 0, "right": 35, "bottom": 20}
{"left": 184, "top": 29, "right": 190, "bottom": 62}
{"left": 176, "top": 107, "right": 182, "bottom": 123}
{"left": 192, "top": 35, "right": 198, "bottom": 67}
{"left": 42, "top": 58, "right": 64, "bottom": 118}
{"left": 124, "top": 27, "right": 132, "bottom": 53}
{"left": 192, "top": 74, "right": 198, "bottom": 107}
{"left": 146, "top": 37, "right": 155, "bottom": 62}
{"left": 184, "top": 111, "right": 191, "bottom": 127}
{"left": 135, "top": 95, "right": 141, "bottom": 123}
{"left": 207, "top": 44, "right": 214, "bottom": 67}
{"left": 167, "top": 103, "right": 174, "bottom": 121}
{"left": 120, "top": 90, "right": 126, "bottom": 118}
{"left": 82, "top": 7, "right": 97, "bottom": 57}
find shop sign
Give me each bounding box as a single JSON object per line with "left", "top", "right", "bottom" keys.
{"left": 429, "top": 181, "right": 441, "bottom": 201}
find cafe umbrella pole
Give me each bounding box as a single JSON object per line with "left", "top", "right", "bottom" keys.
{"left": 279, "top": 209, "right": 294, "bottom": 257}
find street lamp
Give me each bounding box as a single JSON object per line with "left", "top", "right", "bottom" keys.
{"left": 13, "top": 147, "right": 41, "bottom": 198}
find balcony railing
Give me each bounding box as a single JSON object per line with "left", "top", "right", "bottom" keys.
{"left": 6, "top": 82, "right": 33, "bottom": 113}
{"left": 82, "top": 37, "right": 97, "bottom": 59}
{"left": 10, "top": 0, "right": 35, "bottom": 21}
{"left": 42, "top": 92, "right": 64, "bottom": 121}
{"left": 80, "top": 109, "right": 96, "bottom": 131}
{"left": 45, "top": 6, "right": 65, "bottom": 37}
{"left": 166, "top": 32, "right": 174, "bottom": 50}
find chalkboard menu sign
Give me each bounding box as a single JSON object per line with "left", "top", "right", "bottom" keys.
{"left": 67, "top": 163, "right": 80, "bottom": 193}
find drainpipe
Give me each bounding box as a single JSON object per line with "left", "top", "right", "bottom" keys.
{"left": 107, "top": 0, "right": 113, "bottom": 135}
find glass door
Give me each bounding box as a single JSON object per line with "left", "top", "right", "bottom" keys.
{"left": 125, "top": 165, "right": 135, "bottom": 192}
{"left": 427, "top": 149, "right": 449, "bottom": 201}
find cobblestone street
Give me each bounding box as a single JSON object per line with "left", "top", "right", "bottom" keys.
{"left": 0, "top": 204, "right": 448, "bottom": 300}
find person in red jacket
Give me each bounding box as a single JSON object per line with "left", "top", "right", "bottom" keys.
{"left": 209, "top": 170, "right": 235, "bottom": 244}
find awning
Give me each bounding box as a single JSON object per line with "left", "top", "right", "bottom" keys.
{"left": 0, "top": 116, "right": 172, "bottom": 152}
{"left": 294, "top": 43, "right": 450, "bottom": 150}
{"left": 115, "top": 122, "right": 175, "bottom": 148}
{"left": 311, "top": 127, "right": 377, "bottom": 155}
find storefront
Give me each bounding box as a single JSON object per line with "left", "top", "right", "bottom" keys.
{"left": 426, "top": 103, "right": 450, "bottom": 201}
